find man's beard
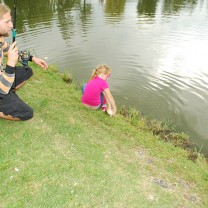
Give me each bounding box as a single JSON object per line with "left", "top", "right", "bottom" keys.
{"left": 0, "top": 32, "right": 10, "bottom": 37}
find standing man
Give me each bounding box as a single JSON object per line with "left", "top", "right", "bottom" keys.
{"left": 0, "top": 3, "right": 48, "bottom": 121}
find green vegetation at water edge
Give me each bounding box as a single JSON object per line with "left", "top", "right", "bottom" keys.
{"left": 0, "top": 64, "right": 208, "bottom": 208}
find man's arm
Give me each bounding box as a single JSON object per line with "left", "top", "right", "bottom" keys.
{"left": 30, "top": 56, "right": 48, "bottom": 70}
{"left": 0, "top": 41, "right": 18, "bottom": 95}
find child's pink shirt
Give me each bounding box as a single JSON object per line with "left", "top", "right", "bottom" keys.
{"left": 82, "top": 76, "right": 109, "bottom": 106}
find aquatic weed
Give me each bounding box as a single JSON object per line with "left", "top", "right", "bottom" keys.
{"left": 62, "top": 72, "right": 74, "bottom": 84}
{"left": 118, "top": 105, "right": 204, "bottom": 162}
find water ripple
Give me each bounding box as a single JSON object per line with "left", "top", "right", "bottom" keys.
{"left": 14, "top": 0, "right": 208, "bottom": 154}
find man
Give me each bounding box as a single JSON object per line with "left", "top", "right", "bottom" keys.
{"left": 0, "top": 3, "right": 48, "bottom": 121}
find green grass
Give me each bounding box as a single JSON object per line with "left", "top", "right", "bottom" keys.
{"left": 0, "top": 64, "right": 208, "bottom": 208}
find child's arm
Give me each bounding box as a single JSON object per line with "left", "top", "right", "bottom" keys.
{"left": 103, "top": 88, "right": 117, "bottom": 116}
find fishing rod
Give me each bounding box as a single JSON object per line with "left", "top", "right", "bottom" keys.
{"left": 11, "top": 0, "right": 30, "bottom": 67}
{"left": 12, "top": 0, "right": 17, "bottom": 42}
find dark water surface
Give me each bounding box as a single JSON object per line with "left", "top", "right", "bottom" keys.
{"left": 5, "top": 0, "right": 208, "bottom": 154}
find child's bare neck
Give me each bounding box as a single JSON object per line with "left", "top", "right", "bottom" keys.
{"left": 98, "top": 74, "right": 107, "bottom": 80}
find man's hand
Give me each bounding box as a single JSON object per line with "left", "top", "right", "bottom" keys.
{"left": 32, "top": 57, "right": 48, "bottom": 70}
{"left": 7, "top": 41, "right": 18, "bottom": 67}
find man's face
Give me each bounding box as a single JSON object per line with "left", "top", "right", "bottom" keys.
{"left": 0, "top": 12, "right": 13, "bottom": 37}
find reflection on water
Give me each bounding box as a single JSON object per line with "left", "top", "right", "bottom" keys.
{"left": 137, "top": 0, "right": 198, "bottom": 16}
{"left": 5, "top": 0, "right": 208, "bottom": 155}
{"left": 105, "top": 0, "right": 126, "bottom": 15}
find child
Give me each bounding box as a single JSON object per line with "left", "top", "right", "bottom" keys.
{"left": 81, "top": 64, "right": 117, "bottom": 116}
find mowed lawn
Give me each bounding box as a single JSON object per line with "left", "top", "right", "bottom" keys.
{"left": 0, "top": 64, "right": 208, "bottom": 208}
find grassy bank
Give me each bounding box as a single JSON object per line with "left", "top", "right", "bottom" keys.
{"left": 0, "top": 64, "right": 208, "bottom": 208}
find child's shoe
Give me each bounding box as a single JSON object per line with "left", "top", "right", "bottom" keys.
{"left": 102, "top": 105, "right": 107, "bottom": 112}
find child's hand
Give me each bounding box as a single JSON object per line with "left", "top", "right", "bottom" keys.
{"left": 107, "top": 109, "right": 113, "bottom": 117}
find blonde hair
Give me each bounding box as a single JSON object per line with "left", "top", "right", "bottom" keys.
{"left": 0, "top": 4, "right": 10, "bottom": 20}
{"left": 89, "top": 64, "right": 111, "bottom": 80}
{"left": 0, "top": 4, "right": 11, "bottom": 19}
